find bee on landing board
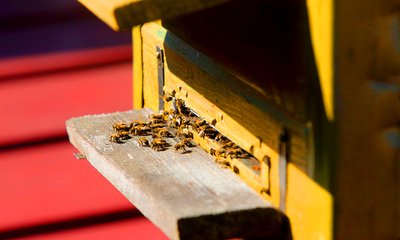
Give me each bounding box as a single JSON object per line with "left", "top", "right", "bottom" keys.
{"left": 181, "top": 138, "right": 195, "bottom": 147}
{"left": 174, "top": 142, "right": 187, "bottom": 153}
{"left": 137, "top": 137, "right": 150, "bottom": 147}
{"left": 130, "top": 126, "right": 151, "bottom": 136}
{"left": 113, "top": 122, "right": 130, "bottom": 132}
{"left": 151, "top": 138, "right": 168, "bottom": 151}
{"left": 214, "top": 157, "right": 231, "bottom": 168}
{"left": 129, "top": 121, "right": 147, "bottom": 128}
{"left": 149, "top": 113, "right": 164, "bottom": 120}
{"left": 109, "top": 131, "right": 131, "bottom": 143}
{"left": 153, "top": 128, "right": 172, "bottom": 138}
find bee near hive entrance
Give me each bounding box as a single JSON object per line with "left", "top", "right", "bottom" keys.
{"left": 109, "top": 96, "right": 269, "bottom": 195}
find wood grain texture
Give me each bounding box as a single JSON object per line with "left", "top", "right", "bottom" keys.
{"left": 66, "top": 109, "right": 291, "bottom": 240}
{"left": 78, "top": 0, "right": 230, "bottom": 31}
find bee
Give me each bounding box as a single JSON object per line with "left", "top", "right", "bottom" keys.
{"left": 153, "top": 128, "right": 172, "bottom": 138}
{"left": 214, "top": 157, "right": 231, "bottom": 168}
{"left": 161, "top": 110, "right": 170, "bottom": 117}
{"left": 168, "top": 116, "right": 183, "bottom": 128}
{"left": 149, "top": 113, "right": 164, "bottom": 120}
{"left": 177, "top": 130, "right": 193, "bottom": 139}
{"left": 198, "top": 126, "right": 217, "bottom": 138}
{"left": 210, "top": 148, "right": 226, "bottom": 157}
{"left": 181, "top": 117, "right": 192, "bottom": 127}
{"left": 175, "top": 99, "right": 190, "bottom": 115}
{"left": 226, "top": 148, "right": 248, "bottom": 158}
{"left": 194, "top": 119, "right": 206, "bottom": 128}
{"left": 210, "top": 148, "right": 216, "bottom": 156}
{"left": 151, "top": 138, "right": 168, "bottom": 151}
{"left": 150, "top": 123, "right": 166, "bottom": 129}
{"left": 175, "top": 99, "right": 185, "bottom": 110}
{"left": 109, "top": 131, "right": 131, "bottom": 143}
{"left": 113, "top": 122, "right": 130, "bottom": 132}
{"left": 130, "top": 126, "right": 150, "bottom": 136}
{"left": 215, "top": 133, "right": 227, "bottom": 142}
{"left": 221, "top": 141, "right": 237, "bottom": 149}
{"left": 216, "top": 149, "right": 226, "bottom": 158}
{"left": 129, "top": 121, "right": 147, "bottom": 128}
{"left": 181, "top": 138, "right": 195, "bottom": 147}
{"left": 149, "top": 118, "right": 165, "bottom": 125}
{"left": 162, "top": 94, "right": 173, "bottom": 103}
{"left": 174, "top": 142, "right": 187, "bottom": 153}
{"left": 176, "top": 126, "right": 193, "bottom": 139}
{"left": 137, "top": 137, "right": 150, "bottom": 147}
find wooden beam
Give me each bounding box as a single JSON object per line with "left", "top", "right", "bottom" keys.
{"left": 66, "top": 109, "right": 291, "bottom": 240}
{"left": 78, "top": 0, "right": 231, "bottom": 31}
{"left": 132, "top": 25, "right": 143, "bottom": 109}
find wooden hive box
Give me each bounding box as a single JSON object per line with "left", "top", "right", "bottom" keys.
{"left": 67, "top": 0, "right": 400, "bottom": 239}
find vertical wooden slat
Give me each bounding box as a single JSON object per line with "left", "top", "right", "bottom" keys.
{"left": 133, "top": 25, "right": 143, "bottom": 109}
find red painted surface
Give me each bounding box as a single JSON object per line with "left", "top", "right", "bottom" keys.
{"left": 0, "top": 46, "right": 168, "bottom": 239}
{"left": 22, "top": 217, "right": 168, "bottom": 240}
{"left": 0, "top": 45, "right": 132, "bottom": 80}
{"left": 0, "top": 59, "right": 133, "bottom": 146}
{"left": 0, "top": 141, "right": 134, "bottom": 231}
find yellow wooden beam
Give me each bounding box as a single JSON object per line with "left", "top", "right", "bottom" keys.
{"left": 78, "top": 0, "right": 231, "bottom": 31}
{"left": 307, "top": 0, "right": 334, "bottom": 120}
{"left": 286, "top": 164, "right": 333, "bottom": 240}
{"left": 133, "top": 25, "right": 143, "bottom": 109}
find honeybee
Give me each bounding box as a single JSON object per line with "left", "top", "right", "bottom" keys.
{"left": 226, "top": 148, "right": 248, "bottom": 158}
{"left": 215, "top": 133, "right": 227, "bottom": 142}
{"left": 153, "top": 128, "right": 172, "bottom": 138}
{"left": 209, "top": 148, "right": 226, "bottom": 157}
{"left": 222, "top": 141, "right": 237, "bottom": 149}
{"left": 198, "top": 126, "right": 217, "bottom": 138}
{"left": 176, "top": 126, "right": 193, "bottom": 139}
{"left": 175, "top": 99, "right": 190, "bottom": 115}
{"left": 130, "top": 126, "right": 150, "bottom": 136}
{"left": 162, "top": 94, "right": 173, "bottom": 103}
{"left": 175, "top": 99, "right": 185, "bottom": 109}
{"left": 150, "top": 123, "right": 166, "bottom": 129}
{"left": 137, "top": 137, "right": 150, "bottom": 147}
{"left": 149, "top": 113, "right": 164, "bottom": 120}
{"left": 214, "top": 157, "right": 231, "bottom": 168}
{"left": 174, "top": 142, "right": 187, "bottom": 153}
{"left": 109, "top": 131, "right": 131, "bottom": 143}
{"left": 216, "top": 149, "right": 227, "bottom": 158}
{"left": 129, "top": 121, "right": 147, "bottom": 128}
{"left": 151, "top": 138, "right": 168, "bottom": 151}
{"left": 181, "top": 138, "right": 195, "bottom": 147}
{"left": 113, "top": 122, "right": 130, "bottom": 132}
{"left": 149, "top": 118, "right": 165, "bottom": 125}
{"left": 168, "top": 116, "right": 182, "bottom": 128}
{"left": 194, "top": 119, "right": 206, "bottom": 128}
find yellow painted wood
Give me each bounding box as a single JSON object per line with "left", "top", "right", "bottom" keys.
{"left": 78, "top": 0, "right": 230, "bottom": 31}
{"left": 286, "top": 164, "right": 333, "bottom": 240}
{"left": 132, "top": 25, "right": 143, "bottom": 109}
{"left": 140, "top": 22, "right": 334, "bottom": 240}
{"left": 141, "top": 23, "right": 161, "bottom": 111}
{"left": 307, "top": 0, "right": 334, "bottom": 120}
{"left": 334, "top": 1, "right": 399, "bottom": 238}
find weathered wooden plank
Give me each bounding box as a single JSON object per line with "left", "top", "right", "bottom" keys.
{"left": 66, "top": 109, "right": 291, "bottom": 240}
{"left": 78, "top": 0, "right": 231, "bottom": 31}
